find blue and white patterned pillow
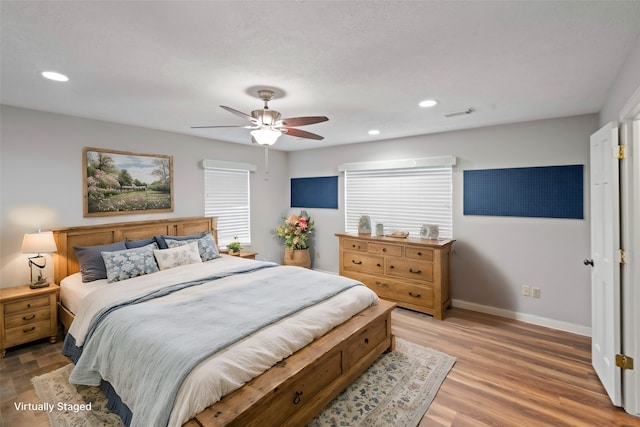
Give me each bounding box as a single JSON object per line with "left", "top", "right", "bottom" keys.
{"left": 101, "top": 243, "right": 159, "bottom": 283}
{"left": 164, "top": 232, "right": 220, "bottom": 261}
{"left": 154, "top": 241, "right": 202, "bottom": 270}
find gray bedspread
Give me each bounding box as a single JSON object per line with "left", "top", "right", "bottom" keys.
{"left": 69, "top": 263, "right": 363, "bottom": 427}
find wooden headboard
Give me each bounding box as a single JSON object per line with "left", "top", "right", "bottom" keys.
{"left": 52, "top": 216, "right": 217, "bottom": 284}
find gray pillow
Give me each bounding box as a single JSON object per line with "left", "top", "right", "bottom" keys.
{"left": 73, "top": 241, "right": 127, "bottom": 282}
{"left": 125, "top": 237, "right": 156, "bottom": 249}
{"left": 102, "top": 243, "right": 159, "bottom": 283}
{"left": 154, "top": 232, "right": 206, "bottom": 249}
{"left": 165, "top": 232, "right": 220, "bottom": 261}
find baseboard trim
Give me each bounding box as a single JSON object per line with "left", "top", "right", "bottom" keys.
{"left": 452, "top": 299, "right": 592, "bottom": 337}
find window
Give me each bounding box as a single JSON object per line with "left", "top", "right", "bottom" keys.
{"left": 203, "top": 160, "right": 255, "bottom": 246}
{"left": 341, "top": 157, "right": 454, "bottom": 238}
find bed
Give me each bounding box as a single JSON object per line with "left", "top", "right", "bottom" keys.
{"left": 52, "top": 216, "right": 395, "bottom": 427}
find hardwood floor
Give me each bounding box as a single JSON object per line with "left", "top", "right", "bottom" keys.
{"left": 1, "top": 307, "right": 638, "bottom": 426}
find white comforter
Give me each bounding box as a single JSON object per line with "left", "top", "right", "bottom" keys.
{"left": 66, "top": 256, "right": 378, "bottom": 426}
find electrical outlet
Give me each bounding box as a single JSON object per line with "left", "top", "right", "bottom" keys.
{"left": 522, "top": 286, "right": 530, "bottom": 297}
{"left": 532, "top": 287, "right": 541, "bottom": 298}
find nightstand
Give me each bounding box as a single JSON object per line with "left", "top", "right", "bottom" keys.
{"left": 0, "top": 284, "right": 59, "bottom": 357}
{"left": 223, "top": 251, "right": 258, "bottom": 260}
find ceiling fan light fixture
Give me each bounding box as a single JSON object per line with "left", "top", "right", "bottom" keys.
{"left": 419, "top": 99, "right": 438, "bottom": 108}
{"left": 368, "top": 129, "right": 380, "bottom": 135}
{"left": 250, "top": 128, "right": 282, "bottom": 145}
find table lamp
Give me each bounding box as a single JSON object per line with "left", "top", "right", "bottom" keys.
{"left": 21, "top": 230, "right": 57, "bottom": 288}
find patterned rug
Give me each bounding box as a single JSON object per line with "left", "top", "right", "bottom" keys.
{"left": 32, "top": 338, "right": 455, "bottom": 427}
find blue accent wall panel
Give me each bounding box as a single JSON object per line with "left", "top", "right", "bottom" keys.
{"left": 464, "top": 165, "right": 583, "bottom": 219}
{"left": 291, "top": 176, "right": 338, "bottom": 209}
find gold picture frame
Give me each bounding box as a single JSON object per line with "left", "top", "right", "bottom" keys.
{"left": 83, "top": 147, "right": 174, "bottom": 217}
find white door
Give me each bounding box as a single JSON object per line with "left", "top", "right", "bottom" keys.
{"left": 589, "top": 122, "right": 622, "bottom": 406}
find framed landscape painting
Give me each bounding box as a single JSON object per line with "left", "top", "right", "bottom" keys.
{"left": 83, "top": 147, "right": 174, "bottom": 217}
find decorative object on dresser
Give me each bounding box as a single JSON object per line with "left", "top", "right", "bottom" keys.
{"left": 275, "top": 211, "right": 315, "bottom": 268}
{"left": 21, "top": 230, "right": 58, "bottom": 288}
{"left": 358, "top": 214, "right": 371, "bottom": 234}
{"left": 336, "top": 233, "right": 455, "bottom": 320}
{"left": 0, "top": 284, "right": 59, "bottom": 357}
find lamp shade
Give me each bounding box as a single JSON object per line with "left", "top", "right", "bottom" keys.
{"left": 250, "top": 128, "right": 281, "bottom": 146}
{"left": 21, "top": 231, "right": 57, "bottom": 254}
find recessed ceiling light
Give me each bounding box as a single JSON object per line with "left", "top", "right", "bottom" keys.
{"left": 418, "top": 99, "right": 438, "bottom": 108}
{"left": 368, "top": 130, "right": 380, "bottom": 135}
{"left": 41, "top": 71, "right": 69, "bottom": 82}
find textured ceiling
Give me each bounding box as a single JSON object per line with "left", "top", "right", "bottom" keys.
{"left": 2, "top": 1, "right": 640, "bottom": 151}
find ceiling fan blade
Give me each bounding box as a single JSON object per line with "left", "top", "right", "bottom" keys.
{"left": 191, "top": 125, "right": 258, "bottom": 129}
{"left": 220, "top": 105, "right": 260, "bottom": 124}
{"left": 281, "top": 127, "right": 324, "bottom": 140}
{"left": 280, "top": 116, "right": 329, "bottom": 127}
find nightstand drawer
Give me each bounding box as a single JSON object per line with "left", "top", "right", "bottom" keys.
{"left": 4, "top": 307, "right": 51, "bottom": 328}
{"left": 3, "top": 295, "right": 50, "bottom": 315}
{"left": 4, "top": 320, "right": 52, "bottom": 346}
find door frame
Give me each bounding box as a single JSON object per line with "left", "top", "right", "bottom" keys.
{"left": 618, "top": 87, "right": 640, "bottom": 417}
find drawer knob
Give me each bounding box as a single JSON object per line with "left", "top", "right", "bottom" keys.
{"left": 364, "top": 338, "right": 369, "bottom": 344}
{"left": 382, "top": 248, "right": 387, "bottom": 252}
{"left": 409, "top": 268, "right": 422, "bottom": 274}
{"left": 293, "top": 391, "right": 303, "bottom": 405}
{"left": 376, "top": 263, "right": 381, "bottom": 267}
{"left": 23, "top": 314, "right": 36, "bottom": 321}
{"left": 23, "top": 326, "right": 36, "bottom": 333}
{"left": 26, "top": 303, "right": 32, "bottom": 308}
{"left": 417, "top": 252, "right": 422, "bottom": 256}
{"left": 352, "top": 260, "right": 363, "bottom": 265}
{"left": 409, "top": 292, "right": 422, "bottom": 298}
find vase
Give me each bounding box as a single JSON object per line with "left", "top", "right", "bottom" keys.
{"left": 283, "top": 248, "right": 311, "bottom": 268}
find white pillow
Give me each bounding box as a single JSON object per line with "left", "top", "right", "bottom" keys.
{"left": 154, "top": 241, "right": 202, "bottom": 270}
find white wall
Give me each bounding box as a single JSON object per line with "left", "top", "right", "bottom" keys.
{"left": 288, "top": 114, "right": 599, "bottom": 328}
{"left": 0, "top": 106, "right": 290, "bottom": 288}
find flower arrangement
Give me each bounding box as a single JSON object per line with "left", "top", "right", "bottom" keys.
{"left": 275, "top": 212, "right": 315, "bottom": 250}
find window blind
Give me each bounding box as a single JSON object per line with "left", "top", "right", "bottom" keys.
{"left": 204, "top": 167, "right": 251, "bottom": 246}
{"left": 344, "top": 166, "right": 453, "bottom": 238}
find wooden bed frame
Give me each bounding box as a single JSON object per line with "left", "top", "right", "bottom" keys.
{"left": 52, "top": 216, "right": 396, "bottom": 427}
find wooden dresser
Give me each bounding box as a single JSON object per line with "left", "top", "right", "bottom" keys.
{"left": 336, "top": 233, "right": 454, "bottom": 320}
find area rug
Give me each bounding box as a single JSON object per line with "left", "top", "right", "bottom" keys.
{"left": 31, "top": 338, "right": 455, "bottom": 427}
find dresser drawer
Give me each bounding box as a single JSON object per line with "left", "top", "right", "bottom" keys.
{"left": 404, "top": 247, "right": 434, "bottom": 262}
{"left": 4, "top": 320, "right": 52, "bottom": 347}
{"left": 342, "top": 252, "right": 384, "bottom": 275}
{"left": 4, "top": 307, "right": 51, "bottom": 328}
{"left": 367, "top": 242, "right": 402, "bottom": 257}
{"left": 341, "top": 239, "right": 367, "bottom": 252}
{"left": 362, "top": 275, "right": 434, "bottom": 308}
{"left": 386, "top": 259, "right": 433, "bottom": 282}
{"left": 3, "top": 295, "right": 50, "bottom": 315}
